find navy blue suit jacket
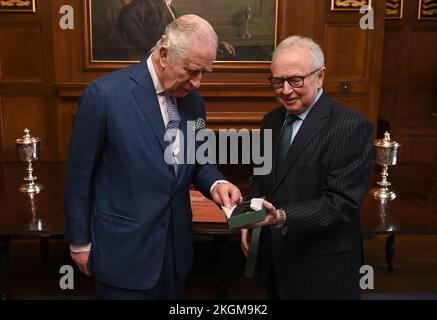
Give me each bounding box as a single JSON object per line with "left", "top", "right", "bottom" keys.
{"left": 65, "top": 60, "right": 224, "bottom": 290}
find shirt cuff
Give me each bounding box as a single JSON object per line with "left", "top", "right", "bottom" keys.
{"left": 70, "top": 243, "right": 91, "bottom": 253}
{"left": 210, "top": 180, "right": 229, "bottom": 195}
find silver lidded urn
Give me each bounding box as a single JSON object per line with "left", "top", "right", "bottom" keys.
{"left": 15, "top": 128, "right": 44, "bottom": 193}
{"left": 369, "top": 131, "right": 400, "bottom": 201}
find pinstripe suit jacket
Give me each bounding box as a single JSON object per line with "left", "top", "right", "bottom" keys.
{"left": 249, "top": 92, "right": 373, "bottom": 299}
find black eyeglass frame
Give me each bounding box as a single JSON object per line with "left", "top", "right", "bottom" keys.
{"left": 268, "top": 67, "right": 322, "bottom": 89}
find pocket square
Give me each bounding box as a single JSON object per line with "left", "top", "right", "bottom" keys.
{"left": 194, "top": 118, "right": 206, "bottom": 130}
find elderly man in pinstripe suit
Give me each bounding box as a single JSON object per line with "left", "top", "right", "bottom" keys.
{"left": 241, "top": 35, "right": 373, "bottom": 299}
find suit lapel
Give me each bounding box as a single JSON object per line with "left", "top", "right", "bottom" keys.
{"left": 130, "top": 61, "right": 167, "bottom": 153}
{"left": 273, "top": 93, "right": 331, "bottom": 191}
{"left": 270, "top": 108, "right": 287, "bottom": 180}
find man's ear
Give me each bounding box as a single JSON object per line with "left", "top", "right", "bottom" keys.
{"left": 159, "top": 46, "right": 169, "bottom": 68}
{"left": 317, "top": 67, "right": 326, "bottom": 88}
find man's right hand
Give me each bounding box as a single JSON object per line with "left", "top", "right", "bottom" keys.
{"left": 240, "top": 228, "right": 250, "bottom": 258}
{"left": 70, "top": 251, "right": 93, "bottom": 276}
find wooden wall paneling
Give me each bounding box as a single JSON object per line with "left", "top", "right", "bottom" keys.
{"left": 325, "top": 25, "right": 369, "bottom": 79}
{"left": 355, "top": 0, "right": 386, "bottom": 132}
{"left": 402, "top": 85, "right": 437, "bottom": 119}
{"left": 276, "top": 0, "right": 318, "bottom": 41}
{"left": 56, "top": 96, "right": 77, "bottom": 160}
{"left": 0, "top": 26, "right": 44, "bottom": 82}
{"left": 315, "top": 0, "right": 386, "bottom": 130}
{"left": 379, "top": 0, "right": 437, "bottom": 163}
{"left": 51, "top": 0, "right": 102, "bottom": 83}
{"left": 379, "top": 86, "right": 399, "bottom": 120}
{"left": 380, "top": 0, "right": 437, "bottom": 120}
{"left": 390, "top": 124, "right": 437, "bottom": 164}
{"left": 381, "top": 29, "right": 401, "bottom": 79}
{"left": 409, "top": 30, "right": 437, "bottom": 78}
{"left": 1, "top": 96, "right": 47, "bottom": 148}
{"left": 0, "top": 90, "right": 58, "bottom": 161}
{"left": 0, "top": 1, "right": 57, "bottom": 161}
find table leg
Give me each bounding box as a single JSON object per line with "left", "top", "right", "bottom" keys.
{"left": 385, "top": 234, "right": 395, "bottom": 271}
{"left": 0, "top": 236, "right": 10, "bottom": 300}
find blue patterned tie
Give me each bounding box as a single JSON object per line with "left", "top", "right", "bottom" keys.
{"left": 164, "top": 93, "right": 181, "bottom": 176}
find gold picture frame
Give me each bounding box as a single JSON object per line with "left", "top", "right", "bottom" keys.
{"left": 418, "top": 0, "right": 437, "bottom": 20}
{"left": 0, "top": 0, "right": 36, "bottom": 12}
{"left": 386, "top": 0, "right": 403, "bottom": 19}
{"left": 84, "top": 0, "right": 278, "bottom": 71}
{"left": 331, "top": 0, "right": 371, "bottom": 11}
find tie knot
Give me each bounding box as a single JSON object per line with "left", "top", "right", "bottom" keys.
{"left": 164, "top": 93, "right": 180, "bottom": 124}
{"left": 285, "top": 114, "right": 299, "bottom": 125}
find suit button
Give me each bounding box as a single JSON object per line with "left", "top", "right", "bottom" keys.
{"left": 161, "top": 222, "right": 167, "bottom": 228}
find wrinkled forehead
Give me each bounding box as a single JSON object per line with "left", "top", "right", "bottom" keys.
{"left": 184, "top": 43, "right": 216, "bottom": 61}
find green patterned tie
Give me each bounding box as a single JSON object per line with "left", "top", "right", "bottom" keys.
{"left": 276, "top": 114, "right": 299, "bottom": 171}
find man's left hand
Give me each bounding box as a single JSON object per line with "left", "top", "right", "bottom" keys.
{"left": 247, "top": 200, "right": 281, "bottom": 228}
{"left": 212, "top": 182, "right": 242, "bottom": 208}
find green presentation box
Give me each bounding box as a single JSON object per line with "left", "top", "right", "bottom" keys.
{"left": 227, "top": 200, "right": 266, "bottom": 230}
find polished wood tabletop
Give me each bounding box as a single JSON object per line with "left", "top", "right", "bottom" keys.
{"left": 1, "top": 161, "right": 436, "bottom": 236}
{"left": 0, "top": 162, "right": 65, "bottom": 236}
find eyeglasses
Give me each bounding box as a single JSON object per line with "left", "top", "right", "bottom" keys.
{"left": 268, "top": 68, "right": 321, "bottom": 89}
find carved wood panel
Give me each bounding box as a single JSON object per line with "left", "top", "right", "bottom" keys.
{"left": 0, "top": 26, "right": 44, "bottom": 82}
{"left": 379, "top": 0, "right": 437, "bottom": 163}
{"left": 0, "top": 96, "right": 49, "bottom": 159}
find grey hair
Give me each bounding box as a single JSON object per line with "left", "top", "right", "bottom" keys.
{"left": 273, "top": 35, "right": 325, "bottom": 69}
{"left": 151, "top": 14, "right": 218, "bottom": 61}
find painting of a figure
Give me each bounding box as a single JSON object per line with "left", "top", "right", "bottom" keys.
{"left": 89, "top": 0, "right": 277, "bottom": 63}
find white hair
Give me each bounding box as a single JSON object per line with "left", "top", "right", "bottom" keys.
{"left": 151, "top": 14, "right": 218, "bottom": 61}
{"left": 273, "top": 35, "right": 325, "bottom": 69}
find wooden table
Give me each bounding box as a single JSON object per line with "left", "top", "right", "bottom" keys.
{"left": 361, "top": 164, "right": 437, "bottom": 270}
{"left": 1, "top": 162, "right": 436, "bottom": 299}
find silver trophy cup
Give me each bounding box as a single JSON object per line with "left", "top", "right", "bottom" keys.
{"left": 369, "top": 131, "right": 400, "bottom": 201}
{"left": 15, "top": 128, "right": 44, "bottom": 193}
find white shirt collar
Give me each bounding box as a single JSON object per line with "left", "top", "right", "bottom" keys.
{"left": 146, "top": 54, "right": 165, "bottom": 95}
{"left": 289, "top": 88, "right": 323, "bottom": 121}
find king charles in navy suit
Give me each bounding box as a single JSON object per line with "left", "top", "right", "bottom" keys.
{"left": 65, "top": 15, "right": 241, "bottom": 299}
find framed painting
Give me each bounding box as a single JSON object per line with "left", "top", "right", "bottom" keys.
{"left": 418, "top": 0, "right": 437, "bottom": 20}
{"left": 84, "top": 0, "right": 278, "bottom": 70}
{"left": 0, "top": 0, "right": 35, "bottom": 12}
{"left": 386, "top": 0, "right": 403, "bottom": 19}
{"left": 331, "top": 0, "right": 371, "bottom": 11}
